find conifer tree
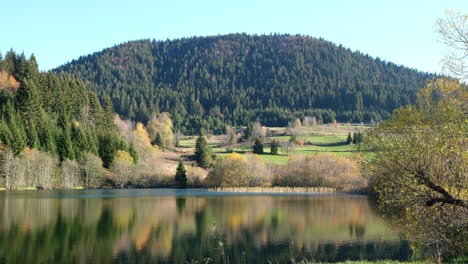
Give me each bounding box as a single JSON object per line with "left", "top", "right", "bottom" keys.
{"left": 15, "top": 80, "right": 41, "bottom": 125}
{"left": 270, "top": 139, "right": 279, "bottom": 155}
{"left": 128, "top": 142, "right": 138, "bottom": 164}
{"left": 194, "top": 132, "right": 211, "bottom": 168}
{"left": 346, "top": 132, "right": 353, "bottom": 144}
{"left": 152, "top": 132, "right": 164, "bottom": 150}
{"left": 174, "top": 159, "right": 187, "bottom": 188}
{"left": 98, "top": 134, "right": 118, "bottom": 168}
{"left": 253, "top": 138, "right": 264, "bottom": 154}
{"left": 57, "top": 125, "right": 75, "bottom": 161}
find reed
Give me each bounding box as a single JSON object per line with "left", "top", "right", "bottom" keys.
{"left": 207, "top": 186, "right": 338, "bottom": 193}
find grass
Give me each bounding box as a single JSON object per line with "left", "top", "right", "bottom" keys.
{"left": 178, "top": 124, "right": 364, "bottom": 165}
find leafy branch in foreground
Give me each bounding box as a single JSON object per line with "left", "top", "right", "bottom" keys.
{"left": 360, "top": 78, "right": 467, "bottom": 260}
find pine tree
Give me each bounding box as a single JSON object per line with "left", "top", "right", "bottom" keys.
{"left": 57, "top": 125, "right": 75, "bottom": 161}
{"left": 128, "top": 142, "right": 138, "bottom": 164}
{"left": 253, "top": 138, "right": 264, "bottom": 154}
{"left": 98, "top": 134, "right": 118, "bottom": 168}
{"left": 346, "top": 132, "right": 352, "bottom": 144}
{"left": 356, "top": 131, "right": 363, "bottom": 144}
{"left": 270, "top": 139, "right": 279, "bottom": 155}
{"left": 194, "top": 132, "right": 211, "bottom": 168}
{"left": 152, "top": 132, "right": 164, "bottom": 150}
{"left": 352, "top": 132, "right": 358, "bottom": 144}
{"left": 102, "top": 95, "right": 115, "bottom": 130}
{"left": 174, "top": 159, "right": 187, "bottom": 188}
{"left": 15, "top": 80, "right": 42, "bottom": 125}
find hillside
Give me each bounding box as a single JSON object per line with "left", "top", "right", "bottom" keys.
{"left": 0, "top": 51, "right": 130, "bottom": 171}
{"left": 55, "top": 34, "right": 434, "bottom": 134}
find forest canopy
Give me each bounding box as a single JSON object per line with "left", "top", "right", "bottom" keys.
{"left": 55, "top": 34, "right": 435, "bottom": 134}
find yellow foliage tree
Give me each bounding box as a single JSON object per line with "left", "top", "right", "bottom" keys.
{"left": 147, "top": 112, "right": 174, "bottom": 149}
{"left": 361, "top": 78, "right": 467, "bottom": 257}
{"left": 112, "top": 150, "right": 134, "bottom": 188}
{"left": 205, "top": 153, "right": 269, "bottom": 187}
{"left": 133, "top": 122, "right": 158, "bottom": 164}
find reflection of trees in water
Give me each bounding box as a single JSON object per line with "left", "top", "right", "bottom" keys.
{"left": 0, "top": 192, "right": 411, "bottom": 263}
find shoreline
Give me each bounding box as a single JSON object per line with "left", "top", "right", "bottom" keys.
{"left": 0, "top": 186, "right": 369, "bottom": 195}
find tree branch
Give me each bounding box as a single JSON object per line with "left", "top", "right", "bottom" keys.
{"left": 415, "top": 166, "right": 468, "bottom": 209}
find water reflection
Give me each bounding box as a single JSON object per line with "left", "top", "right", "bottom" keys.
{"left": 0, "top": 189, "right": 411, "bottom": 263}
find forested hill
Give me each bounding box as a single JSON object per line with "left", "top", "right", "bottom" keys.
{"left": 55, "top": 34, "right": 434, "bottom": 134}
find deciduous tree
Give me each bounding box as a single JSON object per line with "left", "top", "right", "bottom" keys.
{"left": 360, "top": 78, "right": 467, "bottom": 258}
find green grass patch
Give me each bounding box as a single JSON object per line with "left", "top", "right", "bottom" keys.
{"left": 16, "top": 187, "right": 38, "bottom": 191}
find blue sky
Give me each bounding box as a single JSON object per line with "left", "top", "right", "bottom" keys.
{"left": 2, "top": 0, "right": 467, "bottom": 72}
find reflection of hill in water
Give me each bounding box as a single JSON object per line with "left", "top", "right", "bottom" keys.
{"left": 0, "top": 190, "right": 410, "bottom": 263}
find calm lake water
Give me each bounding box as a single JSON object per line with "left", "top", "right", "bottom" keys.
{"left": 0, "top": 189, "right": 411, "bottom": 263}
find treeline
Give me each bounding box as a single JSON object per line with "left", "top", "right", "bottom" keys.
{"left": 0, "top": 51, "right": 135, "bottom": 190}
{"left": 56, "top": 34, "right": 434, "bottom": 134}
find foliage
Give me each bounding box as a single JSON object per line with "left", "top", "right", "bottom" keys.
{"left": 0, "top": 50, "right": 123, "bottom": 171}
{"left": 270, "top": 139, "right": 279, "bottom": 155}
{"left": 147, "top": 112, "right": 174, "bottom": 149}
{"left": 111, "top": 150, "right": 134, "bottom": 188}
{"left": 205, "top": 153, "right": 269, "bottom": 187}
{"left": 194, "top": 133, "right": 212, "bottom": 168}
{"left": 275, "top": 154, "right": 365, "bottom": 189}
{"left": 252, "top": 138, "right": 264, "bottom": 154}
{"left": 79, "top": 152, "right": 104, "bottom": 188}
{"left": 352, "top": 131, "right": 363, "bottom": 144}
{"left": 360, "top": 78, "right": 468, "bottom": 259}
{"left": 174, "top": 160, "right": 187, "bottom": 188}
{"left": 0, "top": 147, "right": 58, "bottom": 190}
{"left": 152, "top": 132, "right": 164, "bottom": 149}
{"left": 55, "top": 34, "right": 434, "bottom": 133}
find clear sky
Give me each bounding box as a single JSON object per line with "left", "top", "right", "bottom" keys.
{"left": 2, "top": 0, "right": 467, "bottom": 72}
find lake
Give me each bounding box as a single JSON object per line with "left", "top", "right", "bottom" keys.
{"left": 0, "top": 189, "right": 411, "bottom": 263}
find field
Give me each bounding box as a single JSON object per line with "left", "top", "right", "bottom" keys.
{"left": 178, "top": 124, "right": 367, "bottom": 165}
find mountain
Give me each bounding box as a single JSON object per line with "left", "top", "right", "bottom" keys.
{"left": 55, "top": 34, "right": 434, "bottom": 134}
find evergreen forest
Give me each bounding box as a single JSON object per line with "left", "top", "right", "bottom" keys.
{"left": 55, "top": 34, "right": 435, "bottom": 134}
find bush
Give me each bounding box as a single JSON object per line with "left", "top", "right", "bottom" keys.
{"left": 275, "top": 154, "right": 365, "bottom": 189}
{"left": 204, "top": 153, "right": 269, "bottom": 187}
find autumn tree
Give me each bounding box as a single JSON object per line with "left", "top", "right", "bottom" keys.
{"left": 61, "top": 159, "right": 81, "bottom": 188}
{"left": 147, "top": 112, "right": 174, "bottom": 149}
{"left": 174, "top": 160, "right": 187, "bottom": 188}
{"left": 205, "top": 153, "right": 269, "bottom": 187}
{"left": 80, "top": 152, "right": 104, "bottom": 188}
{"left": 132, "top": 122, "right": 157, "bottom": 164}
{"left": 111, "top": 150, "right": 134, "bottom": 188}
{"left": 224, "top": 126, "right": 237, "bottom": 152}
{"left": 360, "top": 79, "right": 467, "bottom": 259}
{"left": 276, "top": 154, "right": 364, "bottom": 188}
{"left": 251, "top": 121, "right": 265, "bottom": 140}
